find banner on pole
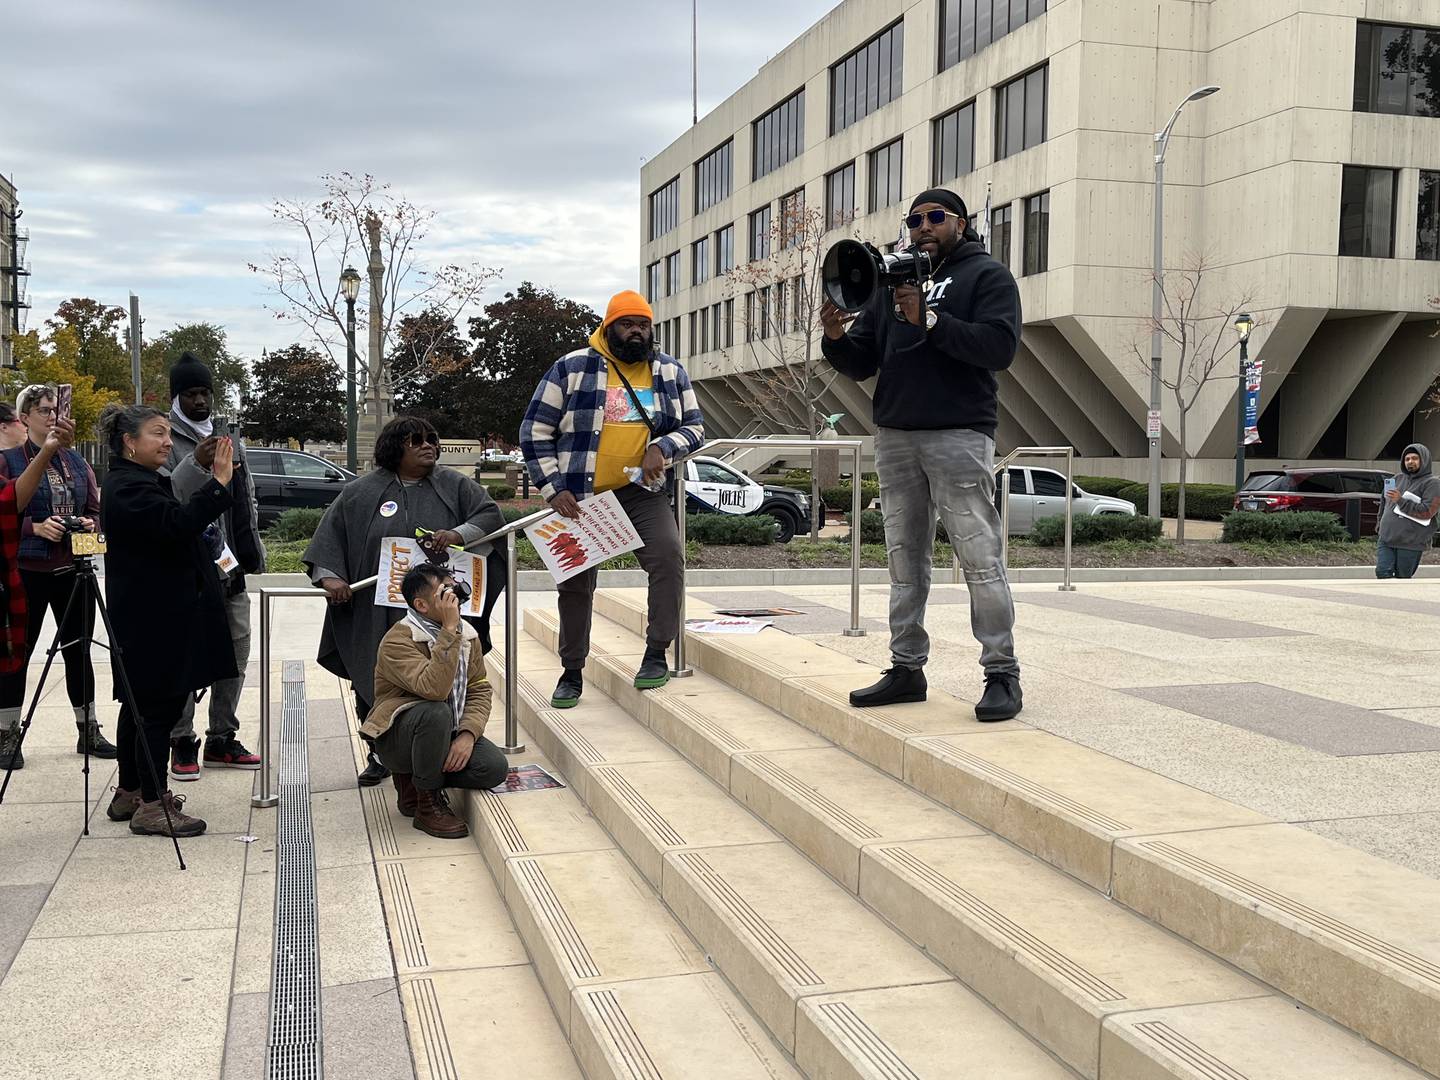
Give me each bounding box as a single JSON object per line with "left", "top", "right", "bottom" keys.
{"left": 1243, "top": 356, "right": 1265, "bottom": 446}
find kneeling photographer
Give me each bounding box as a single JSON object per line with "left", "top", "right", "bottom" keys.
{"left": 366, "top": 562, "right": 506, "bottom": 840}
{"left": 98, "top": 404, "right": 237, "bottom": 837}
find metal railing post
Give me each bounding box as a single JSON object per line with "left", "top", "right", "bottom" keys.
{"left": 251, "top": 591, "right": 277, "bottom": 808}
{"left": 1060, "top": 447, "right": 1076, "bottom": 591}
{"left": 1000, "top": 469, "right": 1012, "bottom": 566}
{"left": 843, "top": 443, "right": 865, "bottom": 637}
{"left": 672, "top": 466, "right": 693, "bottom": 677}
{"left": 501, "top": 529, "right": 526, "bottom": 753}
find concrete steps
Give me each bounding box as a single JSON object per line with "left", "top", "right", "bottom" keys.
{"left": 516, "top": 593, "right": 1439, "bottom": 1079}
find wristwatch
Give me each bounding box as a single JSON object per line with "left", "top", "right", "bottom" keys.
{"left": 925, "top": 309, "right": 939, "bottom": 331}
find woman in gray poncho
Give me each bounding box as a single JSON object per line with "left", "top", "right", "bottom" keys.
{"left": 303, "top": 417, "right": 505, "bottom": 783}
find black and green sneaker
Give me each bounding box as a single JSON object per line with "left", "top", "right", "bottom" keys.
{"left": 551, "top": 670, "right": 584, "bottom": 709}
{"left": 633, "top": 647, "right": 671, "bottom": 691}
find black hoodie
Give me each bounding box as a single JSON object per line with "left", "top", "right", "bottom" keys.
{"left": 820, "top": 240, "right": 1021, "bottom": 435}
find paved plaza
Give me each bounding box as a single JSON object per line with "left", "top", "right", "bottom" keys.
{"left": 0, "top": 574, "right": 1437, "bottom": 1078}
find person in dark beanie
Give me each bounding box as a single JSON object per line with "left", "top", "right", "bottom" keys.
{"left": 1376, "top": 443, "right": 1440, "bottom": 579}
{"left": 821, "top": 188, "right": 1023, "bottom": 722}
{"left": 164, "top": 352, "right": 265, "bottom": 780}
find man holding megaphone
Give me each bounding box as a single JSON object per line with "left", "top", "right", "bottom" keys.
{"left": 820, "top": 187, "right": 1023, "bottom": 722}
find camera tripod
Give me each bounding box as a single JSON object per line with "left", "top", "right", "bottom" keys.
{"left": 0, "top": 547, "right": 187, "bottom": 870}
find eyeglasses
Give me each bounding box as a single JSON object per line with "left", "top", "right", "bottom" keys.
{"left": 405, "top": 432, "right": 440, "bottom": 448}
{"left": 905, "top": 209, "right": 959, "bottom": 229}
{"left": 30, "top": 406, "right": 57, "bottom": 418}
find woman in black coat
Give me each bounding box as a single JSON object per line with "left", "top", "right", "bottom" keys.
{"left": 98, "top": 403, "right": 237, "bottom": 837}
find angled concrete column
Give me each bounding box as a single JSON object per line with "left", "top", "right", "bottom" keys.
{"left": 1008, "top": 344, "right": 1112, "bottom": 456}
{"left": 1278, "top": 312, "right": 1404, "bottom": 459}
{"left": 995, "top": 403, "right": 1037, "bottom": 452}
{"left": 1043, "top": 321, "right": 1150, "bottom": 456}
{"left": 693, "top": 380, "right": 744, "bottom": 437}
{"left": 1346, "top": 320, "right": 1440, "bottom": 460}
{"left": 820, "top": 373, "right": 879, "bottom": 435}
{"left": 996, "top": 371, "right": 1067, "bottom": 448}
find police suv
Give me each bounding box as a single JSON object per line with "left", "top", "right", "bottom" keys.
{"left": 683, "top": 456, "right": 813, "bottom": 543}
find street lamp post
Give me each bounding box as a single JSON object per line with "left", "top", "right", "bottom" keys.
{"left": 1233, "top": 312, "right": 1254, "bottom": 492}
{"left": 340, "top": 266, "right": 362, "bottom": 473}
{"left": 1149, "top": 84, "right": 1220, "bottom": 519}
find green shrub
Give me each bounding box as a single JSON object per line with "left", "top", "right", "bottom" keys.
{"left": 1031, "top": 514, "right": 1163, "bottom": 546}
{"left": 500, "top": 504, "right": 551, "bottom": 525}
{"left": 685, "top": 513, "right": 777, "bottom": 545}
{"left": 485, "top": 483, "right": 515, "bottom": 502}
{"left": 820, "top": 482, "right": 881, "bottom": 511}
{"left": 781, "top": 468, "right": 812, "bottom": 486}
{"left": 264, "top": 507, "right": 325, "bottom": 543}
{"left": 1112, "top": 482, "right": 1235, "bottom": 521}
{"left": 843, "top": 509, "right": 887, "bottom": 544}
{"left": 265, "top": 539, "right": 308, "bottom": 574}
{"left": 1220, "top": 511, "right": 1348, "bottom": 544}
{"left": 1075, "top": 475, "right": 1139, "bottom": 498}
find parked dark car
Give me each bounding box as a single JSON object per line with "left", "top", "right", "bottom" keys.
{"left": 1235, "top": 468, "right": 1389, "bottom": 537}
{"left": 246, "top": 448, "right": 356, "bottom": 526}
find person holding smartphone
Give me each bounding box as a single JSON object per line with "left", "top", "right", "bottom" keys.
{"left": 0, "top": 382, "right": 114, "bottom": 767}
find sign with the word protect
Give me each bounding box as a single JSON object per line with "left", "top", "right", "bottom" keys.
{"left": 523, "top": 490, "right": 643, "bottom": 584}
{"left": 374, "top": 538, "right": 486, "bottom": 615}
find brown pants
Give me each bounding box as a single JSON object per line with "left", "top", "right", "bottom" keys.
{"left": 557, "top": 485, "right": 682, "bottom": 669}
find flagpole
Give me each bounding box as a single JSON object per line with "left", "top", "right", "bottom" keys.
{"left": 692, "top": 0, "right": 699, "bottom": 125}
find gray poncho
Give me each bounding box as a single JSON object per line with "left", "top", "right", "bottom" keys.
{"left": 302, "top": 465, "right": 505, "bottom": 706}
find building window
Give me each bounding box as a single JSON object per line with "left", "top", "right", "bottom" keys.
{"left": 1023, "top": 191, "right": 1049, "bottom": 275}
{"left": 664, "top": 251, "right": 681, "bottom": 296}
{"left": 940, "top": 0, "right": 1047, "bottom": 73}
{"left": 830, "top": 20, "right": 905, "bottom": 134}
{"left": 694, "top": 140, "right": 734, "bottom": 213}
{"left": 780, "top": 188, "right": 806, "bottom": 249}
{"left": 994, "top": 64, "right": 1047, "bottom": 161}
{"left": 1354, "top": 22, "right": 1440, "bottom": 117}
{"left": 745, "top": 293, "right": 755, "bottom": 342}
{"left": 749, "top": 205, "right": 772, "bottom": 261}
{"left": 792, "top": 276, "right": 803, "bottom": 330}
{"left": 1339, "top": 165, "right": 1398, "bottom": 257}
{"left": 758, "top": 287, "right": 771, "bottom": 340}
{"left": 991, "top": 204, "right": 1013, "bottom": 270}
{"left": 753, "top": 89, "right": 805, "bottom": 181}
{"left": 868, "top": 139, "right": 904, "bottom": 213}
{"left": 776, "top": 280, "right": 788, "bottom": 334}
{"left": 714, "top": 224, "right": 735, "bottom": 275}
{"left": 710, "top": 303, "right": 721, "bottom": 350}
{"left": 826, "top": 162, "right": 857, "bottom": 230}
{"left": 723, "top": 298, "right": 735, "bottom": 348}
{"left": 931, "top": 102, "right": 976, "bottom": 185}
{"left": 672, "top": 317, "right": 682, "bottom": 358}
{"left": 1420, "top": 170, "right": 1440, "bottom": 261}
{"left": 648, "top": 177, "right": 679, "bottom": 241}
{"left": 692, "top": 236, "right": 711, "bottom": 285}
{"left": 645, "top": 261, "right": 662, "bottom": 303}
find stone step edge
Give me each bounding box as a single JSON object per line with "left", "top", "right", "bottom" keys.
{"left": 521, "top": 602, "right": 1440, "bottom": 1079}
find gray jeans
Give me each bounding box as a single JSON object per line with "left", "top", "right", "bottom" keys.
{"left": 372, "top": 699, "right": 509, "bottom": 791}
{"left": 557, "top": 484, "right": 682, "bottom": 668}
{"left": 172, "top": 588, "right": 250, "bottom": 742}
{"left": 875, "top": 427, "right": 1018, "bottom": 677}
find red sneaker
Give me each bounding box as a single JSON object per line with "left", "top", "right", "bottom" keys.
{"left": 204, "top": 736, "right": 261, "bottom": 770}
{"left": 170, "top": 737, "right": 201, "bottom": 782}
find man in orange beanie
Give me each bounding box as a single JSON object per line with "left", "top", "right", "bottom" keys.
{"left": 520, "top": 290, "right": 705, "bottom": 708}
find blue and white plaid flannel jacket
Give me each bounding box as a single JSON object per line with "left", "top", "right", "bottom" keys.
{"left": 519, "top": 345, "right": 705, "bottom": 501}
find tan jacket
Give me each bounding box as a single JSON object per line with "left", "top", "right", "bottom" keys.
{"left": 366, "top": 618, "right": 491, "bottom": 742}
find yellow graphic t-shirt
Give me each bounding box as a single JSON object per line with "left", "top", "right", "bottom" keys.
{"left": 590, "top": 326, "right": 655, "bottom": 494}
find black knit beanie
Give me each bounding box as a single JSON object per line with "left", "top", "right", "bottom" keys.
{"left": 909, "top": 187, "right": 969, "bottom": 221}
{"left": 169, "top": 352, "right": 214, "bottom": 397}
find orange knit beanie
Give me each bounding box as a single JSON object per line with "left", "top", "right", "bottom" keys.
{"left": 603, "top": 290, "right": 654, "bottom": 328}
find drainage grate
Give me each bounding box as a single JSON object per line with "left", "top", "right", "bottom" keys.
{"left": 266, "top": 659, "right": 324, "bottom": 1080}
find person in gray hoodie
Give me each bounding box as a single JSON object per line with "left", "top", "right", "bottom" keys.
{"left": 1376, "top": 443, "right": 1440, "bottom": 579}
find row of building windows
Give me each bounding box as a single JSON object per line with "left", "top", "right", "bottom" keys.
{"left": 647, "top": 224, "right": 738, "bottom": 304}
{"left": 648, "top": 177, "right": 680, "bottom": 242}
{"left": 1354, "top": 21, "right": 1440, "bottom": 118}
{"left": 754, "top": 89, "right": 806, "bottom": 182}
{"left": 987, "top": 190, "right": 1050, "bottom": 277}
{"left": 830, "top": 20, "right": 905, "bottom": 135}
{"left": 695, "top": 140, "right": 733, "bottom": 214}
{"left": 1340, "top": 166, "right": 1440, "bottom": 260}
{"left": 939, "top": 0, "right": 1047, "bottom": 72}
{"left": 652, "top": 301, "right": 740, "bottom": 360}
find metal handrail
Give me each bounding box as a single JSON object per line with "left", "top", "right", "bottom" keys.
{"left": 978, "top": 445, "right": 1076, "bottom": 593}
{"left": 670, "top": 437, "right": 866, "bottom": 678}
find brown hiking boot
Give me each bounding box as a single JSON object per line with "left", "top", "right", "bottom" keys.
{"left": 412, "top": 787, "right": 467, "bottom": 839}
{"left": 392, "top": 772, "right": 417, "bottom": 817}
{"left": 107, "top": 786, "right": 142, "bottom": 821}
{"left": 130, "top": 791, "right": 207, "bottom": 837}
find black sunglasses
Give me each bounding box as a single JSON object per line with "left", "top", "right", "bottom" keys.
{"left": 405, "top": 432, "right": 440, "bottom": 448}
{"left": 905, "top": 209, "right": 959, "bottom": 230}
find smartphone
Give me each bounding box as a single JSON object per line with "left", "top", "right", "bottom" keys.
{"left": 56, "top": 384, "right": 73, "bottom": 422}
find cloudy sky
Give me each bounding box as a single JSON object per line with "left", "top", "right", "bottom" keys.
{"left": 7, "top": 0, "right": 837, "bottom": 361}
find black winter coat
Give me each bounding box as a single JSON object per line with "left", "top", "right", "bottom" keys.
{"left": 100, "top": 458, "right": 237, "bottom": 701}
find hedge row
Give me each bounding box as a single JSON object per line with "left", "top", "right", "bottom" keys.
{"left": 685, "top": 513, "right": 778, "bottom": 545}
{"left": 1075, "top": 475, "right": 1139, "bottom": 498}
{"left": 821, "top": 482, "right": 881, "bottom": 511}
{"left": 1108, "top": 482, "right": 1236, "bottom": 521}
{"left": 485, "top": 483, "right": 515, "bottom": 501}
{"left": 264, "top": 507, "right": 324, "bottom": 542}
{"left": 1031, "top": 514, "right": 1162, "bottom": 546}
{"left": 1220, "top": 510, "right": 1348, "bottom": 543}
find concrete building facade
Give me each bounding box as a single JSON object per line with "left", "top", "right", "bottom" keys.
{"left": 0, "top": 176, "right": 26, "bottom": 370}
{"left": 640, "top": 0, "right": 1440, "bottom": 481}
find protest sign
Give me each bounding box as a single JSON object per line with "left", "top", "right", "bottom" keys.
{"left": 374, "top": 538, "right": 486, "bottom": 615}
{"left": 524, "top": 490, "right": 643, "bottom": 583}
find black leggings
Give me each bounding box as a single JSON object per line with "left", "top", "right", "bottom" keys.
{"left": 0, "top": 569, "right": 96, "bottom": 710}
{"left": 117, "top": 694, "right": 187, "bottom": 801}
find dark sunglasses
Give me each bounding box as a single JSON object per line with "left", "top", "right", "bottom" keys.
{"left": 905, "top": 209, "right": 959, "bottom": 229}
{"left": 405, "top": 432, "right": 440, "bottom": 448}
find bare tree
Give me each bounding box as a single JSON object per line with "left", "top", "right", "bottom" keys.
{"left": 722, "top": 199, "right": 856, "bottom": 537}
{"left": 248, "top": 172, "right": 499, "bottom": 423}
{"left": 1131, "top": 253, "right": 1262, "bottom": 542}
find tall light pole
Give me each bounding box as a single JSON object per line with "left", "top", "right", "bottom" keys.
{"left": 1149, "top": 84, "right": 1220, "bottom": 519}
{"left": 340, "top": 266, "right": 362, "bottom": 472}
{"left": 1233, "top": 312, "right": 1254, "bottom": 492}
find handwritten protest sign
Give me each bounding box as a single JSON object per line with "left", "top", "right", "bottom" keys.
{"left": 374, "top": 538, "right": 486, "bottom": 615}
{"left": 523, "top": 490, "right": 643, "bottom": 583}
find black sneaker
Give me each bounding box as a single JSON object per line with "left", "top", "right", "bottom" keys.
{"left": 169, "top": 736, "right": 201, "bottom": 782}
{"left": 552, "top": 670, "right": 583, "bottom": 709}
{"left": 975, "top": 674, "right": 1023, "bottom": 722}
{"left": 76, "top": 720, "right": 119, "bottom": 760}
{"left": 204, "top": 736, "right": 261, "bottom": 770}
{"left": 357, "top": 749, "right": 390, "bottom": 787}
{"left": 633, "top": 647, "right": 670, "bottom": 690}
{"left": 0, "top": 726, "right": 23, "bottom": 770}
{"left": 850, "top": 666, "right": 927, "bottom": 708}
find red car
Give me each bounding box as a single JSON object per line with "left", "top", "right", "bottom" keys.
{"left": 1235, "top": 468, "right": 1389, "bottom": 537}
